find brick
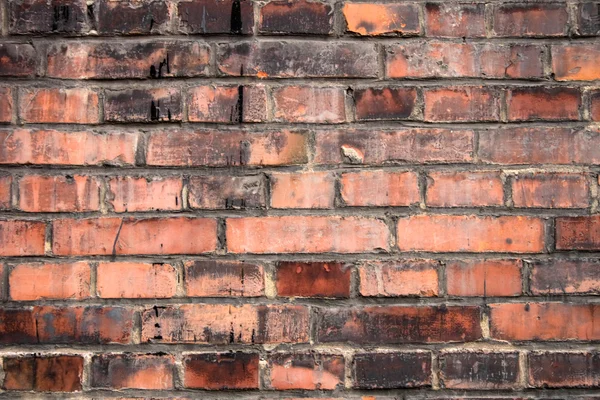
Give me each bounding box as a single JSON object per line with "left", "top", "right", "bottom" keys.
{"left": 317, "top": 306, "right": 482, "bottom": 343}
{"left": 47, "top": 42, "right": 210, "bottom": 79}
{"left": 53, "top": 217, "right": 217, "bottom": 255}
{"left": 353, "top": 352, "right": 431, "bottom": 389}
{"left": 426, "top": 171, "right": 504, "bottom": 207}
{"left": 185, "top": 352, "right": 259, "bottom": 390}
{"left": 259, "top": 0, "right": 332, "bottom": 35}
{"left": 18, "top": 175, "right": 100, "bottom": 212}
{"left": 340, "top": 170, "right": 419, "bottom": 207}
{"left": 20, "top": 88, "right": 99, "bottom": 124}
{"left": 270, "top": 171, "right": 336, "bottom": 209}
{"left": 268, "top": 353, "right": 344, "bottom": 390}
{"left": 185, "top": 260, "right": 264, "bottom": 297}
{"left": 424, "top": 87, "right": 500, "bottom": 122}
{"left": 0, "top": 220, "right": 46, "bottom": 256}
{"left": 188, "top": 175, "right": 266, "bottom": 210}
{"left": 188, "top": 85, "right": 267, "bottom": 123}
{"left": 315, "top": 129, "right": 474, "bottom": 165}
{"left": 273, "top": 86, "right": 346, "bottom": 123}
{"left": 358, "top": 260, "right": 439, "bottom": 297}
{"left": 478, "top": 126, "right": 600, "bottom": 165}
{"left": 9, "top": 262, "right": 91, "bottom": 300}
{"left": 9, "top": 0, "right": 89, "bottom": 34}
{"left": 507, "top": 87, "right": 581, "bottom": 121}
{"left": 0, "top": 43, "right": 37, "bottom": 77}
{"left": 592, "top": 90, "right": 600, "bottom": 121}
{"left": 354, "top": 87, "right": 417, "bottom": 120}
{"left": 397, "top": 215, "right": 545, "bottom": 253}
{"left": 142, "top": 304, "right": 309, "bottom": 344}
{"left": 446, "top": 260, "right": 522, "bottom": 297}
{"left": 108, "top": 176, "right": 183, "bottom": 212}
{"left": 552, "top": 44, "right": 600, "bottom": 81}
{"left": 529, "top": 352, "right": 600, "bottom": 387}
{"left": 556, "top": 216, "right": 600, "bottom": 250}
{"left": 104, "top": 88, "right": 182, "bottom": 122}
{"left": 531, "top": 259, "right": 600, "bottom": 295}
{"left": 0, "top": 306, "right": 133, "bottom": 344}
{"left": 0, "top": 87, "right": 13, "bottom": 123}
{"left": 387, "top": 42, "right": 543, "bottom": 79}
{"left": 178, "top": 0, "right": 254, "bottom": 34}
{"left": 0, "top": 175, "right": 12, "bottom": 209}
{"left": 218, "top": 41, "right": 377, "bottom": 78}
{"left": 147, "top": 130, "right": 308, "bottom": 167}
{"left": 343, "top": 3, "right": 420, "bottom": 36}
{"left": 577, "top": 3, "right": 600, "bottom": 36}
{"left": 97, "top": 0, "right": 170, "bottom": 34}
{"left": 226, "top": 216, "right": 389, "bottom": 253}
{"left": 511, "top": 173, "right": 589, "bottom": 208}
{"left": 3, "top": 356, "right": 83, "bottom": 392}
{"left": 492, "top": 4, "right": 568, "bottom": 37}
{"left": 489, "top": 303, "right": 600, "bottom": 341}
{"left": 425, "top": 3, "right": 486, "bottom": 38}
{"left": 97, "top": 262, "right": 177, "bottom": 298}
{"left": 0, "top": 129, "right": 138, "bottom": 166}
{"left": 91, "top": 354, "right": 174, "bottom": 389}
{"left": 439, "top": 352, "right": 520, "bottom": 389}
{"left": 276, "top": 262, "right": 351, "bottom": 298}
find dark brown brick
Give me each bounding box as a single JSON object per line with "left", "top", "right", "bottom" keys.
{"left": 439, "top": 352, "right": 520, "bottom": 389}
{"left": 104, "top": 88, "right": 182, "bottom": 122}
{"left": 507, "top": 87, "right": 581, "bottom": 121}
{"left": 577, "top": 3, "right": 600, "bottom": 36}
{"left": 354, "top": 87, "right": 417, "bottom": 121}
{"left": 267, "top": 353, "right": 345, "bottom": 390}
{"left": 531, "top": 259, "right": 600, "bottom": 295}
{"left": 97, "top": 0, "right": 170, "bottom": 34}
{"left": 556, "top": 216, "right": 600, "bottom": 250}
{"left": 3, "top": 355, "right": 83, "bottom": 392}
{"left": 493, "top": 4, "right": 568, "bottom": 37}
{"left": 9, "top": 0, "right": 89, "bottom": 34}
{"left": 188, "top": 175, "right": 266, "bottom": 209}
{"left": 353, "top": 352, "right": 431, "bottom": 389}
{"left": 259, "top": 0, "right": 332, "bottom": 34}
{"left": 178, "top": 0, "right": 254, "bottom": 34}
{"left": 529, "top": 352, "right": 600, "bottom": 387}
{"left": 184, "top": 352, "right": 259, "bottom": 389}
{"left": 426, "top": 3, "right": 486, "bottom": 38}
{"left": 276, "top": 262, "right": 351, "bottom": 298}
{"left": 91, "top": 354, "right": 175, "bottom": 390}
{"left": 2, "top": 357, "right": 34, "bottom": 390}
{"left": 0, "top": 44, "right": 37, "bottom": 77}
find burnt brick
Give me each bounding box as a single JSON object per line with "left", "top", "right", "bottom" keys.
{"left": 259, "top": 0, "right": 333, "bottom": 35}
{"left": 3, "top": 355, "right": 83, "bottom": 392}
{"left": 184, "top": 352, "right": 259, "bottom": 389}
{"left": 529, "top": 352, "right": 600, "bottom": 387}
{"left": 178, "top": 0, "right": 254, "bottom": 34}
{"left": 439, "top": 352, "right": 520, "bottom": 389}
{"left": 104, "top": 88, "right": 182, "bottom": 122}
{"left": 353, "top": 352, "right": 431, "bottom": 389}
{"left": 0, "top": 44, "right": 37, "bottom": 77}
{"left": 9, "top": 0, "right": 89, "bottom": 34}
{"left": 97, "top": 0, "right": 170, "bottom": 34}
{"left": 354, "top": 87, "right": 417, "bottom": 120}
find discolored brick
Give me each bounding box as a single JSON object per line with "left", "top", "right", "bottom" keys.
{"left": 270, "top": 171, "right": 336, "bottom": 209}
{"left": 529, "top": 352, "right": 600, "bottom": 387}
{"left": 3, "top": 355, "right": 83, "bottom": 392}
{"left": 273, "top": 86, "right": 346, "bottom": 123}
{"left": 511, "top": 173, "right": 589, "bottom": 208}
{"left": 0, "top": 88, "right": 13, "bottom": 123}
{"left": 556, "top": 215, "right": 600, "bottom": 250}
{"left": 0, "top": 43, "right": 37, "bottom": 77}
{"left": 492, "top": 4, "right": 568, "bottom": 37}
{"left": 0, "top": 175, "right": 12, "bottom": 209}
{"left": 552, "top": 44, "right": 600, "bottom": 81}
{"left": 0, "top": 220, "right": 46, "bottom": 256}
{"left": 91, "top": 354, "right": 174, "bottom": 389}
{"left": 104, "top": 88, "right": 182, "bottom": 122}
{"left": 276, "top": 262, "right": 351, "bottom": 298}
{"left": 18, "top": 175, "right": 101, "bottom": 212}
{"left": 97, "top": 0, "right": 170, "bottom": 34}
{"left": 359, "top": 260, "right": 439, "bottom": 297}
{"left": 97, "top": 262, "right": 177, "bottom": 298}
{"left": 178, "top": 0, "right": 254, "bottom": 34}
{"left": 446, "top": 260, "right": 522, "bottom": 297}
{"left": 185, "top": 352, "right": 259, "bottom": 390}
{"left": 189, "top": 175, "right": 266, "bottom": 210}
{"left": 354, "top": 87, "right": 417, "bottom": 120}
{"left": 507, "top": 87, "right": 581, "bottom": 121}
{"left": 9, "top": 0, "right": 89, "bottom": 34}
{"left": 424, "top": 87, "right": 500, "bottom": 122}
{"left": 531, "top": 259, "right": 600, "bottom": 295}
{"left": 353, "top": 352, "right": 431, "bottom": 389}
{"left": 188, "top": 85, "right": 267, "bottom": 123}
{"left": 426, "top": 3, "right": 485, "bottom": 38}
{"left": 185, "top": 260, "right": 264, "bottom": 297}
{"left": 426, "top": 171, "right": 504, "bottom": 207}
{"left": 577, "top": 3, "right": 600, "bottom": 36}
{"left": 259, "top": 0, "right": 333, "bottom": 35}
{"left": 343, "top": 3, "right": 420, "bottom": 36}
{"left": 268, "top": 353, "right": 344, "bottom": 390}
{"left": 20, "top": 88, "right": 99, "bottom": 124}
{"left": 439, "top": 352, "right": 520, "bottom": 389}
{"left": 108, "top": 176, "right": 183, "bottom": 212}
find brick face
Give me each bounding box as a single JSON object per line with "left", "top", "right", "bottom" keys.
{"left": 2, "top": 2, "right": 597, "bottom": 397}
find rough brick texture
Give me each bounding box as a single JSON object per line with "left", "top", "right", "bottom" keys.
{"left": 0, "top": 1, "right": 597, "bottom": 398}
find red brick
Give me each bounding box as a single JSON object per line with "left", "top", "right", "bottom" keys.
{"left": 268, "top": 353, "right": 344, "bottom": 390}
{"left": 146, "top": 130, "right": 308, "bottom": 167}
{"left": 185, "top": 260, "right": 264, "bottom": 297}
{"left": 398, "top": 215, "right": 545, "bottom": 253}
{"left": 218, "top": 41, "right": 377, "bottom": 78}
{"left": 354, "top": 352, "right": 431, "bottom": 389}
{"left": 188, "top": 175, "right": 266, "bottom": 210}
{"left": 108, "top": 176, "right": 182, "bottom": 212}
{"left": 273, "top": 86, "right": 346, "bottom": 123}
{"left": 359, "top": 260, "right": 439, "bottom": 297}
{"left": 0, "top": 220, "right": 46, "bottom": 256}
{"left": 529, "top": 352, "right": 600, "bottom": 387}
{"left": 424, "top": 87, "right": 500, "bottom": 122}
{"left": 0, "top": 175, "right": 12, "bottom": 209}
{"left": 592, "top": 90, "right": 600, "bottom": 121}
{"left": 354, "top": 87, "right": 417, "bottom": 120}
{"left": 340, "top": 170, "right": 419, "bottom": 207}
{"left": 9, "top": 0, "right": 89, "bottom": 34}
{"left": 317, "top": 306, "right": 482, "bottom": 343}
{"left": 492, "top": 4, "right": 568, "bottom": 37}
{"left": 184, "top": 352, "right": 259, "bottom": 390}
{"left": 343, "top": 3, "right": 420, "bottom": 36}
{"left": 0, "top": 87, "right": 13, "bottom": 123}
{"left": 18, "top": 175, "right": 100, "bottom": 212}
{"left": 97, "top": 262, "right": 177, "bottom": 298}
{"left": 47, "top": 42, "right": 210, "bottom": 79}
{"left": 315, "top": 128, "right": 474, "bottom": 165}
{"left": 426, "top": 171, "right": 504, "bottom": 207}
{"left": 20, "top": 88, "right": 99, "bottom": 124}
{"left": 178, "top": 0, "right": 254, "bottom": 34}
{"left": 188, "top": 85, "right": 267, "bottom": 123}
{"left": 511, "top": 173, "right": 589, "bottom": 208}
{"left": 104, "top": 88, "right": 182, "bottom": 122}
{"left": 0, "top": 43, "right": 37, "bottom": 77}
{"left": 426, "top": 3, "right": 485, "bottom": 38}
{"left": 91, "top": 354, "right": 174, "bottom": 390}
{"left": 97, "top": 0, "right": 170, "bottom": 34}
{"left": 478, "top": 127, "right": 600, "bottom": 165}
{"left": 3, "top": 355, "right": 83, "bottom": 392}
{"left": 276, "top": 262, "right": 351, "bottom": 298}
{"left": 490, "top": 303, "right": 600, "bottom": 341}
{"left": 439, "top": 351, "right": 520, "bottom": 389}
{"left": 556, "top": 216, "right": 600, "bottom": 250}
{"left": 270, "top": 171, "right": 335, "bottom": 209}
{"left": 507, "top": 87, "right": 581, "bottom": 121}
{"left": 53, "top": 217, "right": 217, "bottom": 255}
{"left": 227, "top": 216, "right": 389, "bottom": 253}
{"left": 259, "top": 0, "right": 333, "bottom": 35}
{"left": 552, "top": 44, "right": 600, "bottom": 81}
{"left": 446, "top": 260, "right": 522, "bottom": 297}
{"left": 9, "top": 262, "right": 91, "bottom": 300}
{"left": 142, "top": 304, "right": 309, "bottom": 344}
{"left": 531, "top": 259, "right": 600, "bottom": 295}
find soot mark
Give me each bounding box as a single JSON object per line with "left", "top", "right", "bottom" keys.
{"left": 150, "top": 53, "right": 170, "bottom": 78}
{"left": 230, "top": 0, "right": 243, "bottom": 34}
{"left": 150, "top": 100, "right": 172, "bottom": 122}
{"left": 87, "top": 4, "right": 96, "bottom": 31}
{"left": 230, "top": 85, "right": 244, "bottom": 123}
{"left": 52, "top": 5, "right": 70, "bottom": 31}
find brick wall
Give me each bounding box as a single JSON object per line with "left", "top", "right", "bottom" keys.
{"left": 0, "top": 0, "right": 599, "bottom": 398}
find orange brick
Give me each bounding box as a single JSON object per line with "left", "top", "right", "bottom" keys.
{"left": 185, "top": 260, "right": 264, "bottom": 297}
{"left": 18, "top": 175, "right": 100, "bottom": 212}
{"left": 359, "top": 260, "right": 439, "bottom": 297}
{"left": 0, "top": 175, "right": 12, "bottom": 209}
{"left": 427, "top": 171, "right": 504, "bottom": 207}
{"left": 340, "top": 170, "right": 419, "bottom": 207}
{"left": 343, "top": 3, "right": 420, "bottom": 36}
{"left": 108, "top": 176, "right": 183, "bottom": 212}
{"left": 188, "top": 84, "right": 267, "bottom": 123}
{"left": 426, "top": 3, "right": 485, "bottom": 38}
{"left": 0, "top": 87, "right": 13, "bottom": 122}
{"left": 446, "top": 260, "right": 522, "bottom": 297}
{"left": 270, "top": 171, "right": 335, "bottom": 209}
{"left": 272, "top": 86, "right": 346, "bottom": 123}
{"left": 511, "top": 173, "right": 589, "bottom": 208}
{"left": 97, "top": 262, "right": 177, "bottom": 298}
{"left": 0, "top": 220, "right": 46, "bottom": 256}
{"left": 552, "top": 44, "right": 600, "bottom": 81}
{"left": 9, "top": 262, "right": 91, "bottom": 300}
{"left": 20, "top": 88, "right": 99, "bottom": 124}
{"left": 424, "top": 87, "right": 500, "bottom": 122}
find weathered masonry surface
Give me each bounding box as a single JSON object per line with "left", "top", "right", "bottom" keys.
{"left": 0, "top": 0, "right": 600, "bottom": 398}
